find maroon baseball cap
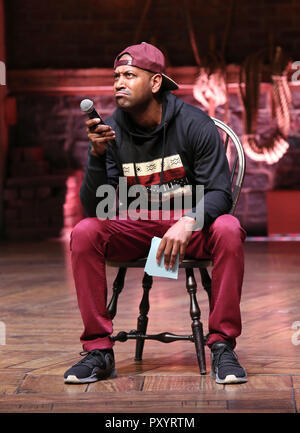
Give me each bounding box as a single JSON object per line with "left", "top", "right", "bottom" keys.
{"left": 113, "top": 42, "right": 179, "bottom": 91}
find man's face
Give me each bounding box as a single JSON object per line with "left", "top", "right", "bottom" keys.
{"left": 113, "top": 54, "right": 156, "bottom": 112}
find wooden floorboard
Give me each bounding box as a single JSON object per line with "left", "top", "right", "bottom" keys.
{"left": 0, "top": 238, "right": 300, "bottom": 413}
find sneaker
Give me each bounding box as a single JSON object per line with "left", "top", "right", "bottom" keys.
{"left": 64, "top": 349, "right": 117, "bottom": 384}
{"left": 210, "top": 341, "right": 247, "bottom": 384}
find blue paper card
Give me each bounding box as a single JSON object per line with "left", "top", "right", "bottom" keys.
{"left": 144, "top": 236, "right": 179, "bottom": 279}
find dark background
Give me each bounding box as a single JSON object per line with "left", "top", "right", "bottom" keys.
{"left": 1, "top": 0, "right": 300, "bottom": 240}
{"left": 5, "top": 0, "right": 300, "bottom": 69}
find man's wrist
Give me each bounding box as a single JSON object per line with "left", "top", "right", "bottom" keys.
{"left": 90, "top": 147, "right": 100, "bottom": 157}
{"left": 179, "top": 215, "right": 195, "bottom": 223}
{"left": 178, "top": 215, "right": 200, "bottom": 232}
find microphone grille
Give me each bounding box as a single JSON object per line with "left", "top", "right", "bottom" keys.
{"left": 80, "top": 99, "right": 94, "bottom": 113}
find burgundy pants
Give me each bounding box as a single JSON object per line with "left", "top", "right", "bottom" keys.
{"left": 70, "top": 213, "right": 246, "bottom": 351}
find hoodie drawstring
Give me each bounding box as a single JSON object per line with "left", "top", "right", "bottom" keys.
{"left": 159, "top": 122, "right": 167, "bottom": 187}
{"left": 132, "top": 121, "right": 168, "bottom": 193}
{"left": 131, "top": 134, "right": 141, "bottom": 186}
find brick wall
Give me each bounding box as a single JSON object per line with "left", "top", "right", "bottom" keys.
{"left": 5, "top": 0, "right": 300, "bottom": 69}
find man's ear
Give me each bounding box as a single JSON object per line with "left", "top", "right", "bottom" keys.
{"left": 151, "top": 74, "right": 163, "bottom": 94}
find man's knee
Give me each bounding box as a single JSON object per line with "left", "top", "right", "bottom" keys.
{"left": 210, "top": 214, "right": 246, "bottom": 244}
{"left": 70, "top": 218, "right": 105, "bottom": 253}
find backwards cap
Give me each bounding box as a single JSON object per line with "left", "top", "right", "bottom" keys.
{"left": 114, "top": 42, "right": 179, "bottom": 91}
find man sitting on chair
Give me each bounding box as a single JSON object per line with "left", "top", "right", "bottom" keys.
{"left": 64, "top": 42, "right": 247, "bottom": 385}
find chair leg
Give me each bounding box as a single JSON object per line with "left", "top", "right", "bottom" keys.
{"left": 186, "top": 268, "right": 206, "bottom": 375}
{"left": 199, "top": 267, "right": 212, "bottom": 304}
{"left": 107, "top": 267, "right": 127, "bottom": 320}
{"left": 199, "top": 267, "right": 212, "bottom": 343}
{"left": 135, "top": 272, "right": 153, "bottom": 361}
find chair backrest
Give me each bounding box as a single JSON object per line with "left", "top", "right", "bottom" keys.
{"left": 212, "top": 117, "right": 246, "bottom": 215}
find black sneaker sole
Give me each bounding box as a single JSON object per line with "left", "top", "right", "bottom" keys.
{"left": 210, "top": 370, "right": 247, "bottom": 384}
{"left": 64, "top": 368, "right": 117, "bottom": 384}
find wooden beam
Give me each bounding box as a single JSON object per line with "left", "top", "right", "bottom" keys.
{"left": 7, "top": 65, "right": 299, "bottom": 97}
{"left": 7, "top": 67, "right": 200, "bottom": 95}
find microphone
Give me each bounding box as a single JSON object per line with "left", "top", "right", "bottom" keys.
{"left": 80, "top": 99, "right": 117, "bottom": 150}
{"left": 80, "top": 98, "right": 105, "bottom": 131}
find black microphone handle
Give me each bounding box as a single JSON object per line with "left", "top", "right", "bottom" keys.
{"left": 86, "top": 107, "right": 117, "bottom": 147}
{"left": 87, "top": 108, "right": 106, "bottom": 131}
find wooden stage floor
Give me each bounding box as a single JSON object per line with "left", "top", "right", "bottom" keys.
{"left": 0, "top": 237, "right": 300, "bottom": 414}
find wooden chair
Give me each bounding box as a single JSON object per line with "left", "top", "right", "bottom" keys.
{"left": 106, "top": 118, "right": 246, "bottom": 375}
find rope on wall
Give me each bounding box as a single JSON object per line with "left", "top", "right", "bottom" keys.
{"left": 183, "top": 0, "right": 201, "bottom": 68}
{"left": 184, "top": 0, "right": 231, "bottom": 119}
{"left": 133, "top": 0, "right": 152, "bottom": 44}
{"left": 240, "top": 47, "right": 291, "bottom": 164}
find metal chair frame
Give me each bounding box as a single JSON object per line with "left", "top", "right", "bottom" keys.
{"left": 106, "top": 118, "right": 246, "bottom": 375}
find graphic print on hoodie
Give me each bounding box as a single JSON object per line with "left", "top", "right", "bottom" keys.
{"left": 122, "top": 154, "right": 192, "bottom": 203}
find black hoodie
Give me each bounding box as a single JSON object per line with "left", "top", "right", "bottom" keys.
{"left": 80, "top": 91, "right": 232, "bottom": 228}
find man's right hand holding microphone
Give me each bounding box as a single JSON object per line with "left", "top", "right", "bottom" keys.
{"left": 86, "top": 118, "right": 116, "bottom": 157}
